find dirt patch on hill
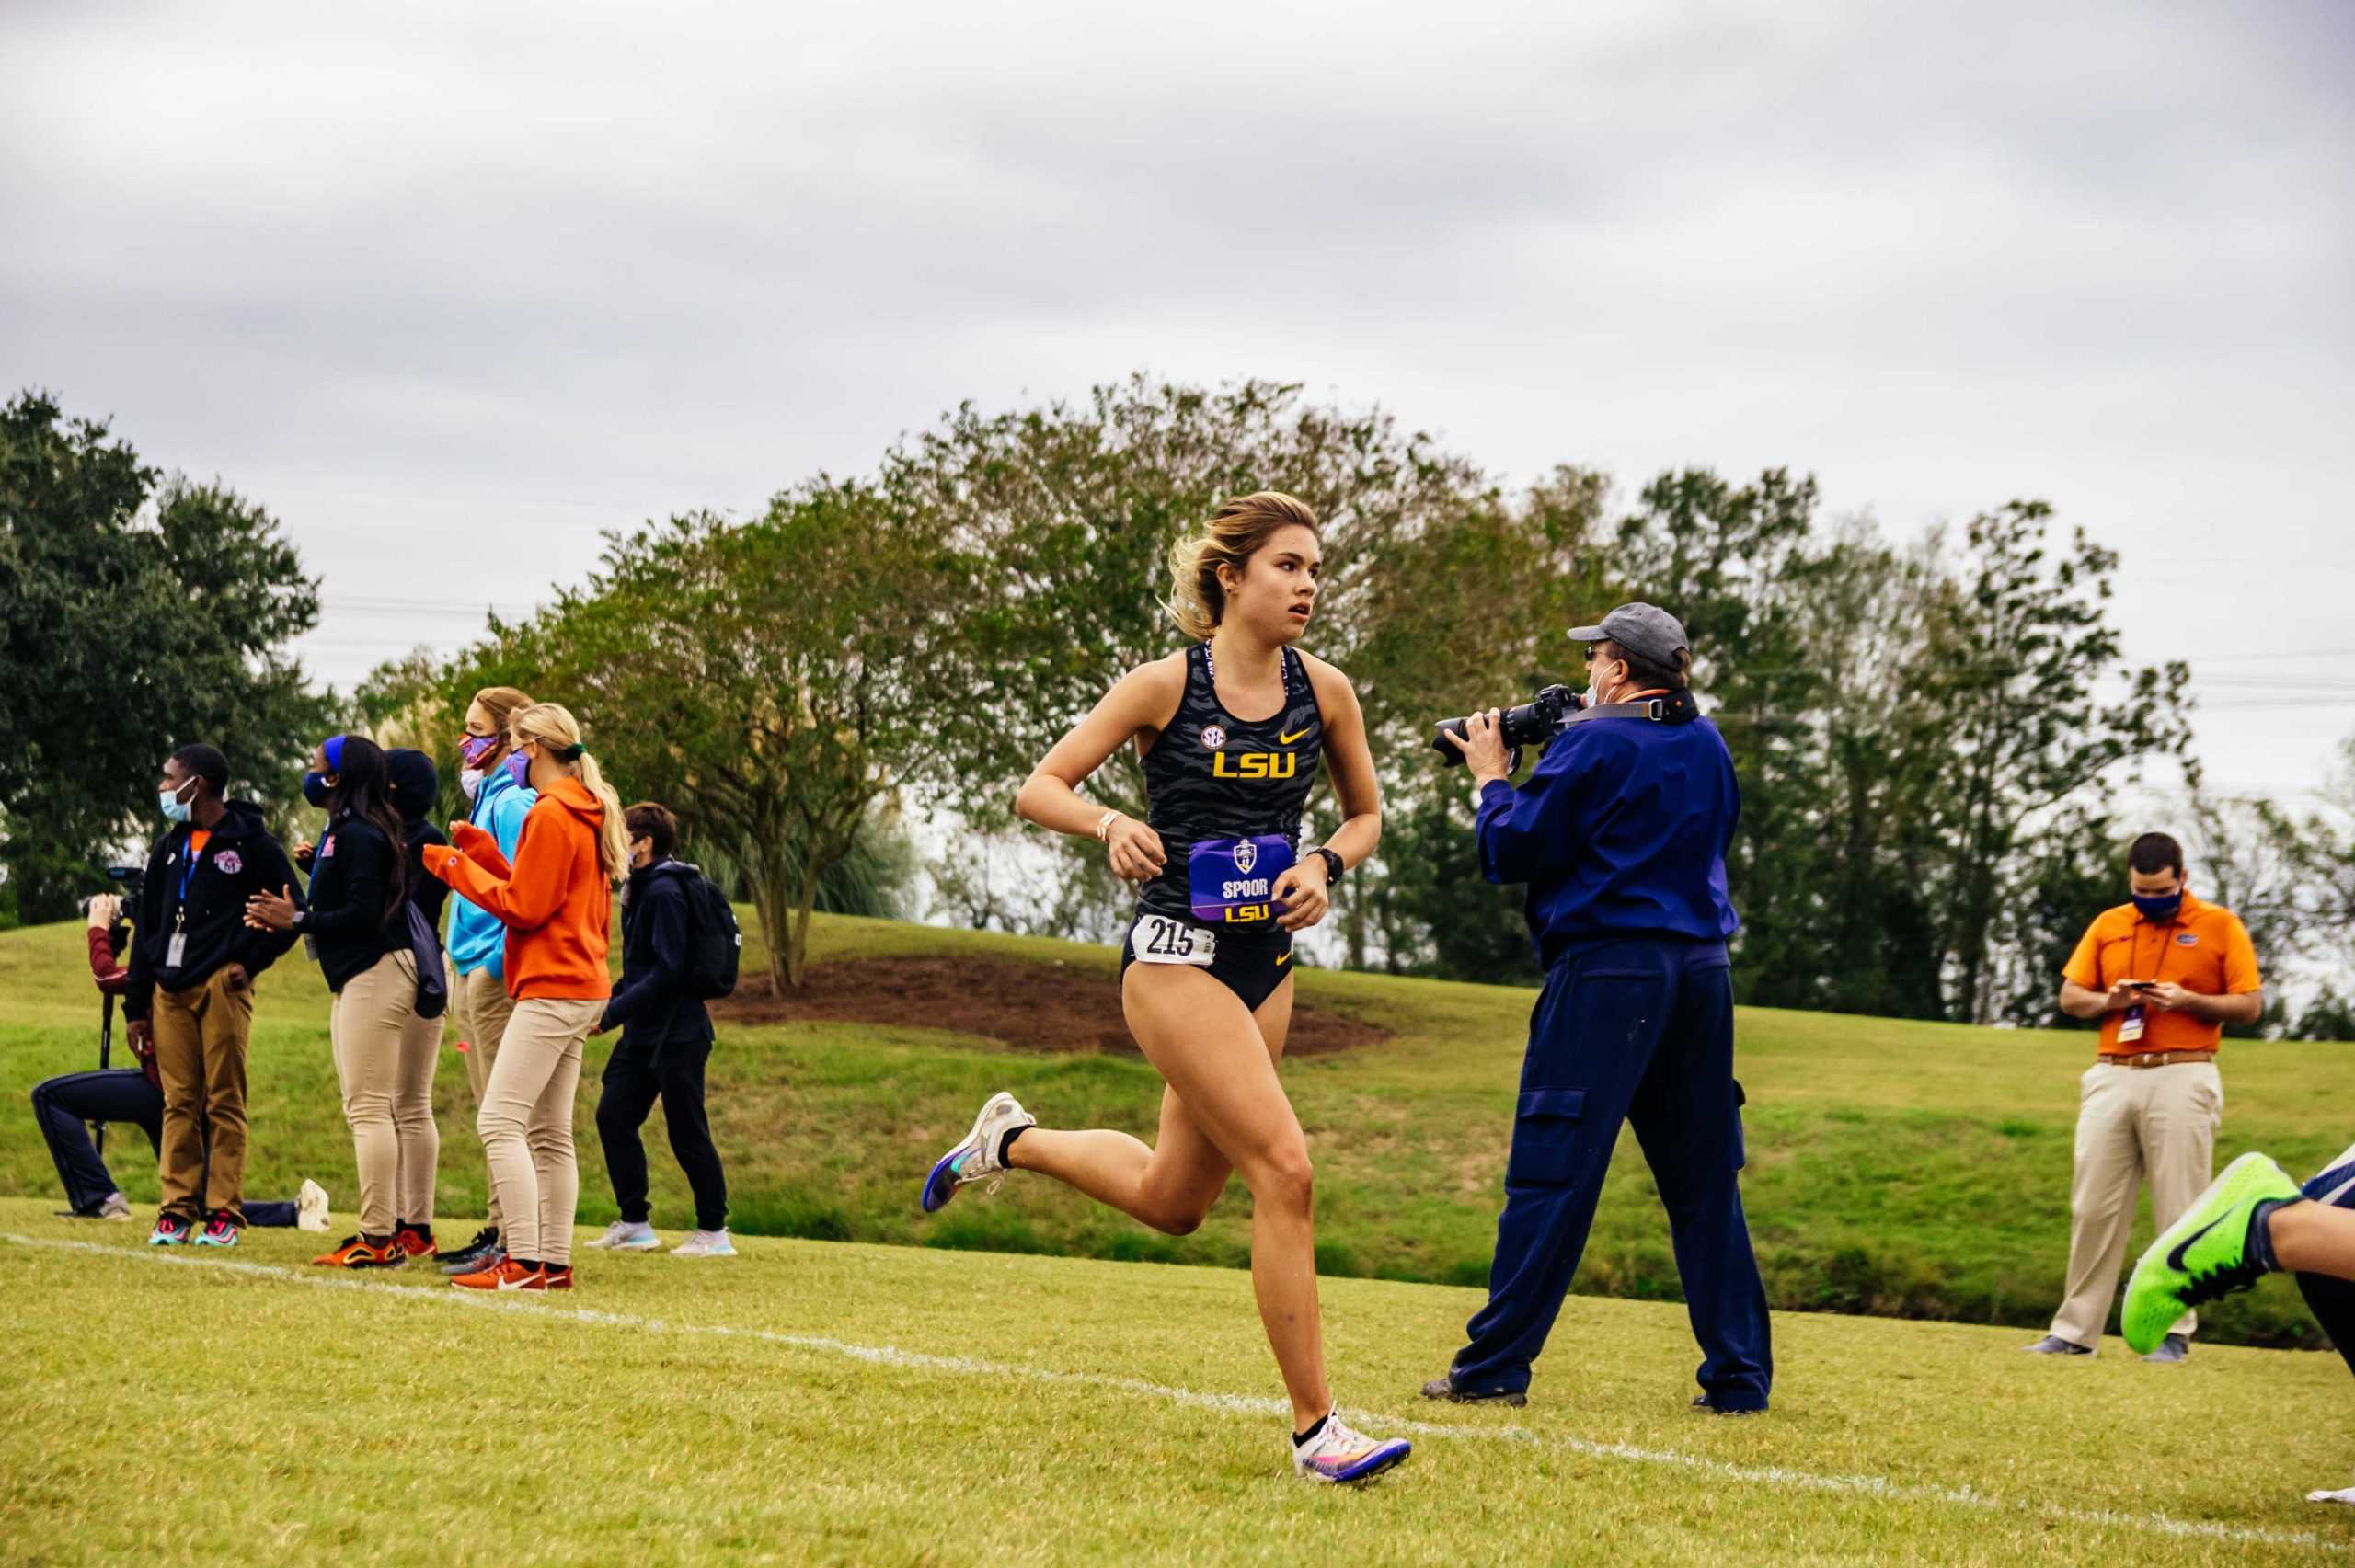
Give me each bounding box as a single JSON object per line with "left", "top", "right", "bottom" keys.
{"left": 712, "top": 954, "right": 1388, "bottom": 1058}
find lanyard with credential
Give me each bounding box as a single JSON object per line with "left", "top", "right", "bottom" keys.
{"left": 167, "top": 832, "right": 204, "bottom": 967}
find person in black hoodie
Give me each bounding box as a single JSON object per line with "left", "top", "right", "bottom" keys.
{"left": 123, "top": 742, "right": 304, "bottom": 1248}
{"left": 246, "top": 735, "right": 419, "bottom": 1269}
{"left": 586, "top": 802, "right": 732, "bottom": 1257}
{"left": 385, "top": 749, "right": 451, "bottom": 1259}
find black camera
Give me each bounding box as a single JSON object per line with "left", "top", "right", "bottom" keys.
{"left": 83, "top": 866, "right": 143, "bottom": 950}
{"left": 1430, "top": 683, "right": 1583, "bottom": 767}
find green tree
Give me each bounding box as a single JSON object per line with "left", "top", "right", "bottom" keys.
{"left": 0, "top": 391, "right": 327, "bottom": 923}
{"left": 1914, "top": 503, "right": 2194, "bottom": 1024}
{"left": 465, "top": 484, "right": 981, "bottom": 991}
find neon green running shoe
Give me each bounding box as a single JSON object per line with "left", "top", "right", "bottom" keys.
{"left": 2121, "top": 1151, "right": 2301, "bottom": 1354}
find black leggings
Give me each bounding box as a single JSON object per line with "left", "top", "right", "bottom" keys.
{"left": 596, "top": 1038, "right": 728, "bottom": 1231}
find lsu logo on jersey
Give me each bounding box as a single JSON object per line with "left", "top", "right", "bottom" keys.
{"left": 1212, "top": 750, "right": 1298, "bottom": 781}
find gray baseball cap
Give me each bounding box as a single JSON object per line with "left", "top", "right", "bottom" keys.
{"left": 1568, "top": 602, "right": 1689, "bottom": 667}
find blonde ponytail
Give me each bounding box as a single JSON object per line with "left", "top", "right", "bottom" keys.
{"left": 572, "top": 751, "right": 629, "bottom": 883}
{"left": 1164, "top": 491, "right": 1321, "bottom": 640}
{"left": 509, "top": 702, "right": 630, "bottom": 883}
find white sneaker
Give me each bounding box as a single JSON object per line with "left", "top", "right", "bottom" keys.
{"left": 920, "top": 1092, "right": 1035, "bottom": 1213}
{"left": 2312, "top": 1480, "right": 2355, "bottom": 1506}
{"left": 98, "top": 1192, "right": 132, "bottom": 1221}
{"left": 671, "top": 1229, "right": 737, "bottom": 1258}
{"left": 1291, "top": 1411, "right": 1412, "bottom": 1484}
{"left": 296, "top": 1179, "right": 331, "bottom": 1233}
{"left": 586, "top": 1219, "right": 660, "bottom": 1251}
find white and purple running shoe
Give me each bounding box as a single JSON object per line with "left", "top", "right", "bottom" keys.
{"left": 920, "top": 1092, "right": 1035, "bottom": 1214}
{"left": 1291, "top": 1412, "right": 1412, "bottom": 1485}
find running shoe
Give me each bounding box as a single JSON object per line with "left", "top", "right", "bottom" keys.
{"left": 436, "top": 1226, "right": 502, "bottom": 1274}
{"left": 312, "top": 1235, "right": 407, "bottom": 1270}
{"left": 2313, "top": 1478, "right": 2355, "bottom": 1507}
{"left": 1291, "top": 1412, "right": 1412, "bottom": 1485}
{"left": 296, "top": 1179, "right": 330, "bottom": 1233}
{"left": 586, "top": 1219, "right": 660, "bottom": 1251}
{"left": 921, "top": 1091, "right": 1035, "bottom": 1213}
{"left": 451, "top": 1258, "right": 544, "bottom": 1292}
{"left": 534, "top": 1265, "right": 574, "bottom": 1291}
{"left": 195, "top": 1212, "right": 241, "bottom": 1247}
{"left": 147, "top": 1213, "right": 191, "bottom": 1246}
{"left": 2121, "top": 1151, "right": 2303, "bottom": 1354}
{"left": 392, "top": 1224, "right": 436, "bottom": 1259}
{"left": 671, "top": 1229, "right": 737, "bottom": 1258}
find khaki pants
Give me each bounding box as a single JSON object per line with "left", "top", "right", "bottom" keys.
{"left": 478, "top": 996, "right": 602, "bottom": 1266}
{"left": 332, "top": 952, "right": 428, "bottom": 1239}
{"left": 449, "top": 962, "right": 518, "bottom": 1233}
{"left": 153, "top": 967, "right": 256, "bottom": 1223}
{"left": 2050, "top": 1059, "right": 2222, "bottom": 1348}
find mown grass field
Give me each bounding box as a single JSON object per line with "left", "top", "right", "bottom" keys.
{"left": 2, "top": 1199, "right": 2349, "bottom": 1565}
{"left": 0, "top": 911, "right": 2348, "bottom": 1347}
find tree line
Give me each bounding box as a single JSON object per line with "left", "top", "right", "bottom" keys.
{"left": 5, "top": 380, "right": 2346, "bottom": 1033}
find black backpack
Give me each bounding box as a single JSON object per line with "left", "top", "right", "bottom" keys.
{"left": 672, "top": 863, "right": 741, "bottom": 1001}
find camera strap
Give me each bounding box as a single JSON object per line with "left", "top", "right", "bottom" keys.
{"left": 1560, "top": 697, "right": 1671, "bottom": 727}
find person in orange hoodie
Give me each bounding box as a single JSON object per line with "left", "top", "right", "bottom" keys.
{"left": 422, "top": 702, "right": 626, "bottom": 1292}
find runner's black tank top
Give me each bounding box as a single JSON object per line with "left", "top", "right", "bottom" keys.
{"left": 1136, "top": 642, "right": 1324, "bottom": 921}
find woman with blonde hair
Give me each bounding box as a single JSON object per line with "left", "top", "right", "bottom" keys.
{"left": 921, "top": 491, "right": 1409, "bottom": 1483}
{"left": 423, "top": 702, "right": 626, "bottom": 1291}
{"left": 431, "top": 684, "right": 537, "bottom": 1277}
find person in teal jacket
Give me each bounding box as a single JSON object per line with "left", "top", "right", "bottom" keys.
{"left": 431, "top": 686, "right": 539, "bottom": 1276}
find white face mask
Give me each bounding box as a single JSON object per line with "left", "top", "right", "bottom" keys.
{"left": 458, "top": 767, "right": 487, "bottom": 802}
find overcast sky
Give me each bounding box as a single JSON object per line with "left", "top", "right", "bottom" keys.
{"left": 5, "top": 1, "right": 2349, "bottom": 803}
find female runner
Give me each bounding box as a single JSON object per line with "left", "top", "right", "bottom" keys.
{"left": 921, "top": 491, "right": 1409, "bottom": 1484}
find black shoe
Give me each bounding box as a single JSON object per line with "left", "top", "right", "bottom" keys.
{"left": 1419, "top": 1374, "right": 1527, "bottom": 1407}
{"left": 2022, "top": 1334, "right": 2095, "bottom": 1356}
{"left": 436, "top": 1227, "right": 501, "bottom": 1276}
{"left": 1691, "top": 1394, "right": 1765, "bottom": 1417}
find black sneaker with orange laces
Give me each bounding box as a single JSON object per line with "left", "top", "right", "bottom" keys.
{"left": 312, "top": 1234, "right": 406, "bottom": 1269}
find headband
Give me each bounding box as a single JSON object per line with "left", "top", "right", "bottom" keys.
{"left": 323, "top": 734, "right": 347, "bottom": 772}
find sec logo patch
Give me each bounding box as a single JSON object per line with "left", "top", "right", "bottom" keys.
{"left": 1200, "top": 725, "right": 1226, "bottom": 750}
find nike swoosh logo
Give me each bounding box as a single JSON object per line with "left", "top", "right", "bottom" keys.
{"left": 1279, "top": 727, "right": 1311, "bottom": 744}
{"left": 2165, "top": 1213, "right": 2228, "bottom": 1274}
{"left": 1275, "top": 952, "right": 1293, "bottom": 967}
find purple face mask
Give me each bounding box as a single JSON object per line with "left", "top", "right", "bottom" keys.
{"left": 504, "top": 750, "right": 532, "bottom": 790}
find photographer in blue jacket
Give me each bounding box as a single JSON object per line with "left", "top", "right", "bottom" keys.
{"left": 1421, "top": 603, "right": 1772, "bottom": 1415}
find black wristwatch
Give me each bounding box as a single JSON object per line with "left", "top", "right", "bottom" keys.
{"left": 1306, "top": 846, "right": 1345, "bottom": 886}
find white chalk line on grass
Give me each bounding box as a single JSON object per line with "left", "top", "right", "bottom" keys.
{"left": 5, "top": 1232, "right": 2343, "bottom": 1554}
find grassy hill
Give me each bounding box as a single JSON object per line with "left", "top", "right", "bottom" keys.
{"left": 2, "top": 1201, "right": 2349, "bottom": 1565}
{"left": 0, "top": 911, "right": 2345, "bottom": 1347}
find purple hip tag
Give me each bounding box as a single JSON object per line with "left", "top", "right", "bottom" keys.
{"left": 1189, "top": 835, "right": 1294, "bottom": 926}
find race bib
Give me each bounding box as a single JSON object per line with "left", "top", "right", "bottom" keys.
{"left": 1188, "top": 834, "right": 1294, "bottom": 925}
{"left": 1132, "top": 913, "right": 1214, "bottom": 967}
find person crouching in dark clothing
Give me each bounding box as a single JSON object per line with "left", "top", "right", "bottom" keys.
{"left": 34, "top": 893, "right": 325, "bottom": 1230}
{"left": 586, "top": 802, "right": 731, "bottom": 1258}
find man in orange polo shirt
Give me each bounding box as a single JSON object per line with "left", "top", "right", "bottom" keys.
{"left": 2026, "top": 831, "right": 2263, "bottom": 1361}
